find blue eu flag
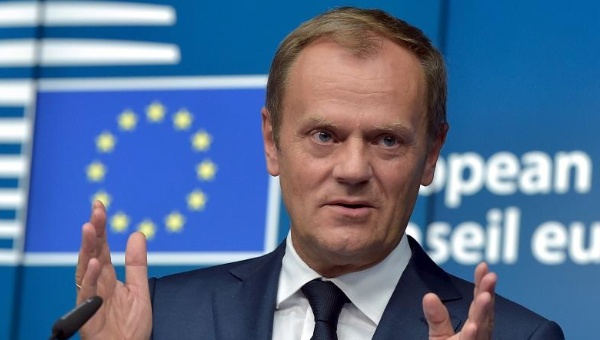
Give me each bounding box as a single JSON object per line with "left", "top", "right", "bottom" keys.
{"left": 25, "top": 79, "right": 277, "bottom": 263}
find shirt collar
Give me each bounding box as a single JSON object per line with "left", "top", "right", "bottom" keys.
{"left": 277, "top": 232, "right": 411, "bottom": 325}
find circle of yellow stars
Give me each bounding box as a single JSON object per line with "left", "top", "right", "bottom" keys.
{"left": 86, "top": 101, "right": 217, "bottom": 240}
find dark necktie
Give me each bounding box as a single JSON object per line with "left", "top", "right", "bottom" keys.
{"left": 301, "top": 279, "right": 350, "bottom": 340}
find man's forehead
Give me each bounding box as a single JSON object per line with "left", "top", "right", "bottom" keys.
{"left": 294, "top": 35, "right": 392, "bottom": 64}
{"left": 288, "top": 39, "right": 420, "bottom": 87}
{"left": 286, "top": 39, "right": 425, "bottom": 100}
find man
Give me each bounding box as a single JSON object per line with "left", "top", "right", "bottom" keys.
{"left": 75, "top": 7, "right": 564, "bottom": 339}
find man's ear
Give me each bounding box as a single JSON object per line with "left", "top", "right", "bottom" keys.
{"left": 261, "top": 107, "right": 280, "bottom": 176}
{"left": 421, "top": 123, "right": 449, "bottom": 186}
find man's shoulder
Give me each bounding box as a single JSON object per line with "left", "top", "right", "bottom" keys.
{"left": 149, "top": 242, "right": 285, "bottom": 294}
{"left": 148, "top": 244, "right": 285, "bottom": 338}
{"left": 151, "top": 259, "right": 246, "bottom": 288}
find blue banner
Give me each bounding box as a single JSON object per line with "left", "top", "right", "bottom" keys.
{"left": 25, "top": 79, "right": 276, "bottom": 257}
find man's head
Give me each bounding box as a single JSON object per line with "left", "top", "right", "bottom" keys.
{"left": 262, "top": 7, "right": 448, "bottom": 277}
{"left": 265, "top": 6, "right": 447, "bottom": 147}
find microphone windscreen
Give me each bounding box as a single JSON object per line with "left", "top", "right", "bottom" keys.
{"left": 51, "top": 296, "right": 103, "bottom": 340}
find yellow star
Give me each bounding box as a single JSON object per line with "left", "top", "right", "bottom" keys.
{"left": 191, "top": 130, "right": 212, "bottom": 151}
{"left": 86, "top": 161, "right": 107, "bottom": 182}
{"left": 187, "top": 189, "right": 208, "bottom": 211}
{"left": 196, "top": 159, "right": 217, "bottom": 181}
{"left": 165, "top": 211, "right": 185, "bottom": 232}
{"left": 96, "top": 131, "right": 116, "bottom": 153}
{"left": 137, "top": 219, "right": 156, "bottom": 240}
{"left": 110, "top": 212, "right": 130, "bottom": 233}
{"left": 146, "top": 101, "right": 166, "bottom": 122}
{"left": 118, "top": 109, "right": 138, "bottom": 131}
{"left": 173, "top": 108, "right": 193, "bottom": 130}
{"left": 91, "top": 190, "right": 111, "bottom": 209}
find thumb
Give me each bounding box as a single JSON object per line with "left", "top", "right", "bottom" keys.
{"left": 423, "top": 293, "right": 455, "bottom": 340}
{"left": 125, "top": 232, "right": 149, "bottom": 293}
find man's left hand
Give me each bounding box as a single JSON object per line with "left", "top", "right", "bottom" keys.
{"left": 423, "top": 262, "right": 497, "bottom": 340}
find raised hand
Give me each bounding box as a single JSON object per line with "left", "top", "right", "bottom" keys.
{"left": 423, "top": 262, "right": 497, "bottom": 340}
{"left": 75, "top": 201, "right": 152, "bottom": 339}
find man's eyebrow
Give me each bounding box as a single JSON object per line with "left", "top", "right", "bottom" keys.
{"left": 304, "top": 116, "right": 339, "bottom": 128}
{"left": 302, "top": 117, "right": 415, "bottom": 137}
{"left": 373, "top": 122, "right": 413, "bottom": 133}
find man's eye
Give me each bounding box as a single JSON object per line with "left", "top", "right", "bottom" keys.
{"left": 312, "top": 131, "right": 333, "bottom": 143}
{"left": 378, "top": 135, "right": 398, "bottom": 147}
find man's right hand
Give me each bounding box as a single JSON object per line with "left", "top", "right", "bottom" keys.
{"left": 75, "top": 201, "right": 152, "bottom": 339}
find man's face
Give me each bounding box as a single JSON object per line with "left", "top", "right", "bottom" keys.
{"left": 262, "top": 38, "right": 445, "bottom": 277}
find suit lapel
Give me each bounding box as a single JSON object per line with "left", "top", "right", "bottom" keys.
{"left": 212, "top": 243, "right": 285, "bottom": 340}
{"left": 373, "top": 236, "right": 464, "bottom": 339}
{"left": 209, "top": 237, "right": 466, "bottom": 339}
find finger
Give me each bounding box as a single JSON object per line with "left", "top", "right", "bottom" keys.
{"left": 473, "top": 262, "right": 489, "bottom": 298}
{"left": 423, "top": 293, "right": 455, "bottom": 339}
{"left": 90, "top": 201, "right": 110, "bottom": 263}
{"left": 482, "top": 272, "right": 497, "bottom": 319}
{"left": 76, "top": 222, "right": 101, "bottom": 288}
{"left": 75, "top": 202, "right": 109, "bottom": 287}
{"left": 125, "top": 232, "right": 149, "bottom": 295}
{"left": 77, "top": 257, "right": 102, "bottom": 304}
{"left": 458, "top": 322, "right": 477, "bottom": 340}
{"left": 480, "top": 272, "right": 497, "bottom": 327}
{"left": 471, "top": 262, "right": 493, "bottom": 321}
{"left": 479, "top": 271, "right": 497, "bottom": 295}
{"left": 465, "top": 292, "right": 494, "bottom": 340}
{"left": 470, "top": 270, "right": 497, "bottom": 322}
{"left": 90, "top": 200, "right": 108, "bottom": 241}
{"left": 465, "top": 273, "right": 497, "bottom": 340}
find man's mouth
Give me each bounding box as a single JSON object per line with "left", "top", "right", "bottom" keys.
{"left": 336, "top": 203, "right": 369, "bottom": 209}
{"left": 324, "top": 200, "right": 374, "bottom": 220}
{"left": 327, "top": 199, "right": 374, "bottom": 209}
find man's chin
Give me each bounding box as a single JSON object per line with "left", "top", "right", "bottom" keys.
{"left": 316, "top": 240, "right": 383, "bottom": 265}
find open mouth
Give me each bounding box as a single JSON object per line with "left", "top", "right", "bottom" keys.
{"left": 336, "top": 203, "right": 368, "bottom": 209}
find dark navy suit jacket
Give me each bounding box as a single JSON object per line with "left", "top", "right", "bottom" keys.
{"left": 149, "top": 236, "right": 564, "bottom": 339}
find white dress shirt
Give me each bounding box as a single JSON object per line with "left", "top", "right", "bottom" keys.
{"left": 272, "top": 233, "right": 412, "bottom": 340}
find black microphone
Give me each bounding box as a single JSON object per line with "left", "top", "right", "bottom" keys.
{"left": 49, "top": 296, "right": 103, "bottom": 340}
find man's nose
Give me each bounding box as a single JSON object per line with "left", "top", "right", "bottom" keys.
{"left": 332, "top": 139, "right": 373, "bottom": 185}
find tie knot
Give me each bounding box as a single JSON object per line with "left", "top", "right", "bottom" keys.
{"left": 301, "top": 279, "right": 349, "bottom": 323}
